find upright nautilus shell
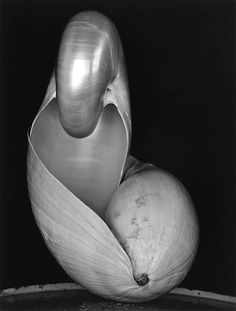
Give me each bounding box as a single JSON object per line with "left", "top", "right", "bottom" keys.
{"left": 27, "top": 11, "right": 199, "bottom": 302}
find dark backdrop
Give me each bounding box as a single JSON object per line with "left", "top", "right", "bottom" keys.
{"left": 1, "top": 0, "right": 235, "bottom": 296}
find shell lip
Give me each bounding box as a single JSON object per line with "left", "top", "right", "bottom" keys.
{"left": 27, "top": 72, "right": 132, "bottom": 244}
{"left": 29, "top": 73, "right": 131, "bottom": 188}
{"left": 27, "top": 131, "right": 118, "bottom": 234}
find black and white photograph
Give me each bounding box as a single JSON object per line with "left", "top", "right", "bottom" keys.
{"left": 0, "top": 0, "right": 235, "bottom": 309}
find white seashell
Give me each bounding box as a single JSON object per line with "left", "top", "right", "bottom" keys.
{"left": 105, "top": 166, "right": 199, "bottom": 289}
{"left": 27, "top": 11, "right": 199, "bottom": 302}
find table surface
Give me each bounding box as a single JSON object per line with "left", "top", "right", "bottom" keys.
{"left": 1, "top": 283, "right": 235, "bottom": 311}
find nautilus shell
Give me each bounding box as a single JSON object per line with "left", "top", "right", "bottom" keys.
{"left": 27, "top": 11, "right": 199, "bottom": 302}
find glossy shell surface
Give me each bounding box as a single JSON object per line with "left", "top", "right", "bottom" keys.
{"left": 27, "top": 11, "right": 199, "bottom": 302}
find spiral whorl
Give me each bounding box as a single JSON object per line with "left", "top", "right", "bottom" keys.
{"left": 56, "top": 11, "right": 122, "bottom": 138}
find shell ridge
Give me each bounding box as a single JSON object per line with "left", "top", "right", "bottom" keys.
{"left": 34, "top": 207, "right": 130, "bottom": 273}
{"left": 30, "top": 74, "right": 56, "bottom": 137}
{"left": 29, "top": 189, "right": 138, "bottom": 299}
{"left": 28, "top": 137, "right": 133, "bottom": 271}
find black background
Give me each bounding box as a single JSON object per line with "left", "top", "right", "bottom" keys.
{"left": 0, "top": 0, "right": 236, "bottom": 297}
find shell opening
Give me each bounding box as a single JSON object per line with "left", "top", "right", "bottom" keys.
{"left": 30, "top": 98, "right": 127, "bottom": 218}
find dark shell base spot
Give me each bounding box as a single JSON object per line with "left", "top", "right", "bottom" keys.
{"left": 134, "top": 273, "right": 149, "bottom": 286}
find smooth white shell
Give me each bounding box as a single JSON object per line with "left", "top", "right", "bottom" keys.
{"left": 27, "top": 11, "right": 199, "bottom": 302}
{"left": 105, "top": 168, "right": 199, "bottom": 289}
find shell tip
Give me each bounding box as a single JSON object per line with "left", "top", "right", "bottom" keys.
{"left": 134, "top": 273, "right": 149, "bottom": 286}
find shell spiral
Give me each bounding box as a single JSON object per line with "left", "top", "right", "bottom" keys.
{"left": 56, "top": 11, "right": 127, "bottom": 138}
{"left": 27, "top": 11, "right": 199, "bottom": 302}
